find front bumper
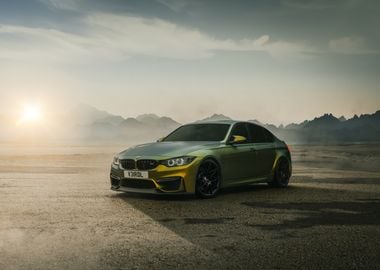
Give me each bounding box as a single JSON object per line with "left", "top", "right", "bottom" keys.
{"left": 110, "top": 157, "right": 201, "bottom": 194}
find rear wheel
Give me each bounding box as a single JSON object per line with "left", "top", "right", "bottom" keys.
{"left": 195, "top": 159, "right": 221, "bottom": 198}
{"left": 269, "top": 158, "right": 290, "bottom": 187}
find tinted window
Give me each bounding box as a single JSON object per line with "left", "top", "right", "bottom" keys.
{"left": 163, "top": 124, "right": 230, "bottom": 142}
{"left": 229, "top": 123, "right": 249, "bottom": 142}
{"left": 262, "top": 128, "right": 275, "bottom": 142}
{"left": 247, "top": 124, "right": 273, "bottom": 143}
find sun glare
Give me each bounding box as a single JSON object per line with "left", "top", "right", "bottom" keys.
{"left": 19, "top": 104, "right": 43, "bottom": 123}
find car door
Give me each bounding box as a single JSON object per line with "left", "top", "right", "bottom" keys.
{"left": 221, "top": 123, "right": 257, "bottom": 185}
{"left": 247, "top": 124, "right": 276, "bottom": 178}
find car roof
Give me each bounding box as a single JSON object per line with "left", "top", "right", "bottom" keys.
{"left": 186, "top": 120, "right": 255, "bottom": 125}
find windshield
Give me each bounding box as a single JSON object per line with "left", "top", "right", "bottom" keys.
{"left": 163, "top": 124, "right": 230, "bottom": 142}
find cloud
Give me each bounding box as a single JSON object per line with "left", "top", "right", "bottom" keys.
{"left": 37, "top": 0, "right": 80, "bottom": 10}
{"left": 328, "top": 36, "right": 378, "bottom": 55}
{"left": 156, "top": 0, "right": 188, "bottom": 12}
{"left": 0, "top": 13, "right": 315, "bottom": 63}
{"left": 0, "top": 25, "right": 92, "bottom": 62}
{"left": 86, "top": 13, "right": 310, "bottom": 60}
{"left": 282, "top": 0, "right": 353, "bottom": 10}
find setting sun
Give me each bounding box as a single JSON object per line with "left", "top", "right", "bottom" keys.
{"left": 19, "top": 104, "right": 43, "bottom": 123}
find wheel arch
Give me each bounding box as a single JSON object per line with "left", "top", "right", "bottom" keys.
{"left": 199, "top": 155, "right": 222, "bottom": 175}
{"left": 201, "top": 155, "right": 221, "bottom": 166}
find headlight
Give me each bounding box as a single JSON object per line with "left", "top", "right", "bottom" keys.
{"left": 161, "top": 156, "right": 195, "bottom": 167}
{"left": 113, "top": 156, "right": 120, "bottom": 166}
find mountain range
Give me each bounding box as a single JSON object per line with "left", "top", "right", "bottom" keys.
{"left": 0, "top": 104, "right": 379, "bottom": 143}
{"left": 265, "top": 112, "right": 380, "bottom": 143}
{"left": 59, "top": 104, "right": 181, "bottom": 142}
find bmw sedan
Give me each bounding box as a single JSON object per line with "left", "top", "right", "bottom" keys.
{"left": 110, "top": 120, "right": 292, "bottom": 198}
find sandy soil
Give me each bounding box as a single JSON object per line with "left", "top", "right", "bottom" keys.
{"left": 0, "top": 143, "right": 379, "bottom": 270}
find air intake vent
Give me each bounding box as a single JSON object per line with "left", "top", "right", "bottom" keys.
{"left": 121, "top": 179, "right": 156, "bottom": 189}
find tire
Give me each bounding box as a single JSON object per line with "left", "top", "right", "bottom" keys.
{"left": 268, "top": 158, "right": 290, "bottom": 187}
{"left": 195, "top": 159, "right": 221, "bottom": 198}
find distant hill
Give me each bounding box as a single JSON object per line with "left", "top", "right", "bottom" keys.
{"left": 64, "top": 106, "right": 181, "bottom": 142}
{"left": 136, "top": 114, "right": 180, "bottom": 129}
{"left": 0, "top": 104, "right": 379, "bottom": 143}
{"left": 199, "top": 113, "right": 232, "bottom": 122}
{"left": 265, "top": 111, "right": 380, "bottom": 143}
{"left": 136, "top": 113, "right": 160, "bottom": 123}
{"left": 63, "top": 103, "right": 116, "bottom": 125}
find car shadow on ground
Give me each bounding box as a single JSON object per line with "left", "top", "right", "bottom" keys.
{"left": 110, "top": 182, "right": 380, "bottom": 268}
{"left": 242, "top": 199, "right": 380, "bottom": 229}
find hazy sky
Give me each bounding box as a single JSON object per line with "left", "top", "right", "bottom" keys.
{"left": 0, "top": 0, "right": 379, "bottom": 124}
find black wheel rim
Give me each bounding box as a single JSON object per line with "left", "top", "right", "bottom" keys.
{"left": 197, "top": 160, "right": 220, "bottom": 196}
{"left": 278, "top": 160, "right": 290, "bottom": 185}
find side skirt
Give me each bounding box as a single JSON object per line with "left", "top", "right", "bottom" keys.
{"left": 222, "top": 175, "right": 271, "bottom": 188}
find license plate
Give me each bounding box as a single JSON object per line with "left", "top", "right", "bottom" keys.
{"left": 124, "top": 170, "right": 149, "bottom": 179}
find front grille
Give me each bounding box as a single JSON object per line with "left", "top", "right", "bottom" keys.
{"left": 120, "top": 159, "right": 158, "bottom": 170}
{"left": 137, "top": 159, "right": 159, "bottom": 170}
{"left": 120, "top": 179, "right": 156, "bottom": 189}
{"left": 120, "top": 159, "right": 135, "bottom": 170}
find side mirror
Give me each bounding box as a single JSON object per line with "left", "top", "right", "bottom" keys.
{"left": 228, "top": 135, "right": 247, "bottom": 145}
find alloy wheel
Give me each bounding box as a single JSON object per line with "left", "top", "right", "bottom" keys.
{"left": 196, "top": 159, "right": 220, "bottom": 198}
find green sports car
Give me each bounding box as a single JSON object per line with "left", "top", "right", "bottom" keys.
{"left": 110, "top": 120, "right": 292, "bottom": 198}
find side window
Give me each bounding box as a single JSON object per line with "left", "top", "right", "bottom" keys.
{"left": 229, "top": 123, "right": 249, "bottom": 142}
{"left": 262, "top": 128, "right": 275, "bottom": 143}
{"left": 247, "top": 124, "right": 267, "bottom": 143}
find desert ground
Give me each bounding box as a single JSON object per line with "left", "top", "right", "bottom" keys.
{"left": 0, "top": 143, "right": 379, "bottom": 270}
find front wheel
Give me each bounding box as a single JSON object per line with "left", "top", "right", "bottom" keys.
{"left": 268, "top": 158, "right": 290, "bottom": 187}
{"left": 195, "top": 159, "right": 221, "bottom": 198}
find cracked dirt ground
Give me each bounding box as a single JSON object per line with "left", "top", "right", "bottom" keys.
{"left": 0, "top": 144, "right": 379, "bottom": 269}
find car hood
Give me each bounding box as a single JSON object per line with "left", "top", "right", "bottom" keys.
{"left": 119, "top": 141, "right": 220, "bottom": 159}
